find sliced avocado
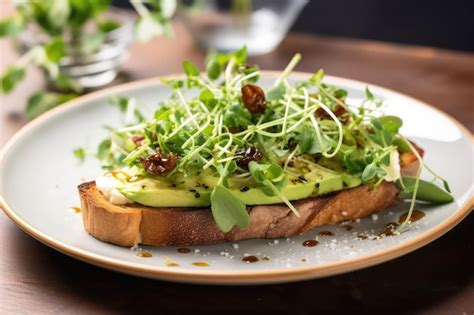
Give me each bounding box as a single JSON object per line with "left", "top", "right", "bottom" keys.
{"left": 228, "top": 177, "right": 314, "bottom": 205}
{"left": 118, "top": 163, "right": 355, "bottom": 207}
{"left": 341, "top": 173, "right": 362, "bottom": 188}
{"left": 118, "top": 172, "right": 217, "bottom": 207}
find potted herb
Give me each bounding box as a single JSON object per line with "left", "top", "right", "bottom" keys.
{"left": 0, "top": 0, "right": 177, "bottom": 118}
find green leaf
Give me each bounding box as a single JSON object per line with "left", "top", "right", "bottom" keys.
{"left": 239, "top": 64, "right": 259, "bottom": 83}
{"left": 206, "top": 59, "right": 221, "bottom": 80}
{"left": 90, "top": 0, "right": 111, "bottom": 15}
{"left": 309, "top": 69, "right": 324, "bottom": 84}
{"left": 371, "top": 117, "right": 383, "bottom": 131}
{"left": 379, "top": 115, "right": 403, "bottom": 129}
{"left": 211, "top": 184, "right": 250, "bottom": 232}
{"left": 0, "top": 15, "right": 25, "bottom": 37}
{"left": 1, "top": 66, "right": 25, "bottom": 94}
{"left": 298, "top": 126, "right": 327, "bottom": 154}
{"left": 393, "top": 136, "right": 411, "bottom": 153}
{"left": 199, "top": 89, "right": 217, "bottom": 109}
{"left": 68, "top": 0, "right": 93, "bottom": 28}
{"left": 361, "top": 164, "right": 377, "bottom": 182}
{"left": 97, "top": 139, "right": 112, "bottom": 160}
{"left": 44, "top": 37, "right": 65, "bottom": 63}
{"left": 26, "top": 92, "right": 77, "bottom": 119}
{"left": 248, "top": 161, "right": 287, "bottom": 196}
{"left": 98, "top": 19, "right": 121, "bottom": 33}
{"left": 73, "top": 147, "right": 86, "bottom": 161}
{"left": 135, "top": 15, "right": 164, "bottom": 42}
{"left": 232, "top": 46, "right": 247, "bottom": 65}
{"left": 80, "top": 32, "right": 106, "bottom": 55}
{"left": 223, "top": 104, "right": 251, "bottom": 129}
{"left": 333, "top": 88, "right": 348, "bottom": 100}
{"left": 48, "top": 0, "right": 70, "bottom": 30}
{"left": 397, "top": 176, "right": 454, "bottom": 204}
{"left": 53, "top": 74, "right": 83, "bottom": 93}
{"left": 109, "top": 95, "right": 130, "bottom": 112}
{"left": 267, "top": 82, "right": 286, "bottom": 101}
{"left": 183, "top": 60, "right": 200, "bottom": 77}
{"left": 365, "top": 86, "right": 374, "bottom": 100}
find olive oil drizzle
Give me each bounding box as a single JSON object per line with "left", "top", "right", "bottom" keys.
{"left": 302, "top": 239, "right": 319, "bottom": 247}
{"left": 242, "top": 256, "right": 259, "bottom": 263}
{"left": 136, "top": 251, "right": 152, "bottom": 258}
{"left": 177, "top": 247, "right": 192, "bottom": 254}
{"left": 318, "top": 230, "right": 335, "bottom": 236}
{"left": 71, "top": 207, "right": 81, "bottom": 213}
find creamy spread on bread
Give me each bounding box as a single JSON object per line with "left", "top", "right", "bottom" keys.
{"left": 96, "top": 173, "right": 132, "bottom": 205}
{"left": 382, "top": 151, "right": 401, "bottom": 182}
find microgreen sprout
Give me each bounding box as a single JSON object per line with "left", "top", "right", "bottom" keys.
{"left": 83, "top": 48, "right": 452, "bottom": 232}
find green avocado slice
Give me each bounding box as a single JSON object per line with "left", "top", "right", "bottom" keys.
{"left": 118, "top": 165, "right": 360, "bottom": 208}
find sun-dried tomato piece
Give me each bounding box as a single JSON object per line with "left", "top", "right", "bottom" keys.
{"left": 241, "top": 84, "right": 266, "bottom": 113}
{"left": 132, "top": 135, "right": 145, "bottom": 145}
{"left": 140, "top": 152, "right": 177, "bottom": 175}
{"left": 237, "top": 146, "right": 263, "bottom": 169}
{"left": 315, "top": 104, "right": 347, "bottom": 119}
{"left": 228, "top": 127, "right": 242, "bottom": 134}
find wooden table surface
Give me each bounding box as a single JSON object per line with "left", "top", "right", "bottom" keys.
{"left": 1, "top": 16, "right": 473, "bottom": 315}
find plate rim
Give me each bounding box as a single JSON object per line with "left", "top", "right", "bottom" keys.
{"left": 1, "top": 71, "right": 473, "bottom": 284}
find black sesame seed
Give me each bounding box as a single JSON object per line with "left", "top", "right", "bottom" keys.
{"left": 240, "top": 186, "right": 250, "bottom": 192}
{"left": 298, "top": 175, "right": 307, "bottom": 182}
{"left": 194, "top": 192, "right": 200, "bottom": 198}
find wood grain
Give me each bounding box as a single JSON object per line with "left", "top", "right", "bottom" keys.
{"left": 1, "top": 2, "right": 473, "bottom": 314}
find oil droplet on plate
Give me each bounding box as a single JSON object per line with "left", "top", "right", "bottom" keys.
{"left": 137, "top": 251, "right": 152, "bottom": 258}
{"left": 177, "top": 247, "right": 192, "bottom": 254}
{"left": 163, "top": 256, "right": 179, "bottom": 267}
{"left": 378, "top": 222, "right": 400, "bottom": 237}
{"left": 302, "top": 239, "right": 319, "bottom": 247}
{"left": 341, "top": 224, "right": 353, "bottom": 231}
{"left": 318, "top": 230, "right": 335, "bottom": 236}
{"left": 399, "top": 210, "right": 425, "bottom": 223}
{"left": 242, "top": 256, "right": 259, "bottom": 263}
{"left": 71, "top": 207, "right": 81, "bottom": 213}
{"left": 357, "top": 234, "right": 368, "bottom": 240}
{"left": 192, "top": 262, "right": 210, "bottom": 267}
{"left": 262, "top": 256, "right": 270, "bottom": 261}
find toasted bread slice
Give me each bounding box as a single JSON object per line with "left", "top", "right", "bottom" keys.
{"left": 78, "top": 155, "right": 419, "bottom": 247}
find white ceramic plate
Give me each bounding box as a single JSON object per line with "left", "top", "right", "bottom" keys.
{"left": 1, "top": 73, "right": 472, "bottom": 285}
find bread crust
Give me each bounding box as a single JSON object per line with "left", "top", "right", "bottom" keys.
{"left": 78, "top": 155, "right": 419, "bottom": 247}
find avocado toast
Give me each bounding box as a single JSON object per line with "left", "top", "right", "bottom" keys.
{"left": 77, "top": 49, "right": 453, "bottom": 247}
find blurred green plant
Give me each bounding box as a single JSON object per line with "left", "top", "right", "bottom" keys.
{"left": 0, "top": 0, "right": 176, "bottom": 119}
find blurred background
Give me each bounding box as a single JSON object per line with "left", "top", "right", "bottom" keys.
{"left": 114, "top": 0, "right": 474, "bottom": 51}
{"left": 1, "top": 0, "right": 473, "bottom": 144}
